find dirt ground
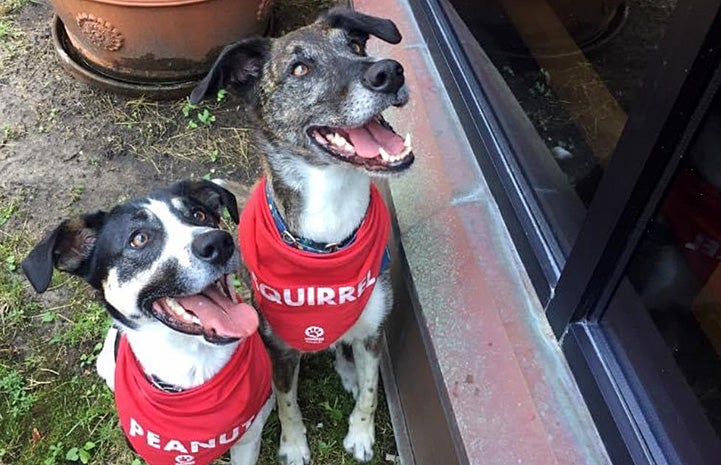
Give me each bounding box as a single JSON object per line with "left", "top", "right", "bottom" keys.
{"left": 0, "top": 0, "right": 397, "bottom": 464}
{"left": 1, "top": 3, "right": 254, "bottom": 233}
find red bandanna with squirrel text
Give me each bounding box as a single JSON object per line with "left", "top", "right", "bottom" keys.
{"left": 238, "top": 177, "right": 390, "bottom": 352}
{"left": 113, "top": 333, "right": 272, "bottom": 465}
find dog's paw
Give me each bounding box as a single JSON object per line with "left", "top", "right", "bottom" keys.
{"left": 343, "top": 424, "right": 375, "bottom": 462}
{"left": 278, "top": 435, "right": 310, "bottom": 465}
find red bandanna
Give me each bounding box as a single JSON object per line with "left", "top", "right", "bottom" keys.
{"left": 114, "top": 333, "right": 272, "bottom": 465}
{"left": 239, "top": 177, "right": 390, "bottom": 352}
{"left": 661, "top": 168, "right": 721, "bottom": 283}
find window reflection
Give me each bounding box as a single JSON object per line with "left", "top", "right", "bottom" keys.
{"left": 628, "top": 96, "right": 721, "bottom": 436}
{"left": 449, "top": 0, "right": 676, "bottom": 202}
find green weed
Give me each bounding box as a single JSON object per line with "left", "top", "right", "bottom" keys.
{"left": 0, "top": 0, "right": 30, "bottom": 41}
{"left": 43, "top": 442, "right": 65, "bottom": 465}
{"left": 69, "top": 183, "right": 86, "bottom": 204}
{"left": 65, "top": 440, "right": 96, "bottom": 464}
{"left": 181, "top": 90, "right": 224, "bottom": 129}
{"left": 0, "top": 196, "right": 18, "bottom": 226}
{"left": 0, "top": 365, "right": 37, "bottom": 419}
{"left": 0, "top": 18, "right": 18, "bottom": 40}
{"left": 197, "top": 109, "right": 216, "bottom": 126}
{"left": 1, "top": 0, "right": 34, "bottom": 13}
{"left": 1, "top": 122, "right": 26, "bottom": 145}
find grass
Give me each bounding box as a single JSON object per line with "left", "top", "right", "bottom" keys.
{"left": 99, "top": 95, "right": 257, "bottom": 177}
{"left": 256, "top": 354, "right": 399, "bottom": 465}
{"left": 0, "top": 192, "right": 132, "bottom": 465}
{"left": 0, "top": 0, "right": 30, "bottom": 52}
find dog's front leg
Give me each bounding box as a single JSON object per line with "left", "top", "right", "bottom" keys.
{"left": 95, "top": 327, "right": 118, "bottom": 391}
{"left": 343, "top": 334, "right": 381, "bottom": 462}
{"left": 230, "top": 394, "right": 276, "bottom": 465}
{"left": 271, "top": 348, "right": 310, "bottom": 465}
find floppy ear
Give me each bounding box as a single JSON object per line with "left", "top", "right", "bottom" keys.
{"left": 189, "top": 37, "right": 272, "bottom": 104}
{"left": 22, "top": 212, "right": 106, "bottom": 293}
{"left": 173, "top": 179, "right": 240, "bottom": 224}
{"left": 318, "top": 7, "right": 402, "bottom": 44}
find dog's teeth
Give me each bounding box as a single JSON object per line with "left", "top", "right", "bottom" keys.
{"left": 404, "top": 133, "right": 411, "bottom": 148}
{"left": 378, "top": 147, "right": 391, "bottom": 161}
{"left": 166, "top": 298, "right": 185, "bottom": 315}
{"left": 313, "top": 132, "right": 327, "bottom": 144}
{"left": 165, "top": 297, "right": 199, "bottom": 325}
{"left": 333, "top": 133, "right": 349, "bottom": 147}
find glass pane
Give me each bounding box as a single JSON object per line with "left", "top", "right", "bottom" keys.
{"left": 625, "top": 93, "right": 721, "bottom": 437}
{"left": 446, "top": 0, "right": 676, "bottom": 207}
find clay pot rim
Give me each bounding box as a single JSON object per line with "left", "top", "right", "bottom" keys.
{"left": 77, "top": 0, "right": 225, "bottom": 7}
{"left": 52, "top": 15, "right": 199, "bottom": 99}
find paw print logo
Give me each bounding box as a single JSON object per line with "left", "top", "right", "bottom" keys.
{"left": 175, "top": 455, "right": 196, "bottom": 465}
{"left": 304, "top": 325, "right": 325, "bottom": 344}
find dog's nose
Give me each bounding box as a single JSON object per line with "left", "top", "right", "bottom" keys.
{"left": 192, "top": 230, "right": 235, "bottom": 265}
{"left": 362, "top": 59, "right": 405, "bottom": 94}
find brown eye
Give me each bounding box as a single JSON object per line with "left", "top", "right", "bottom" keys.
{"left": 130, "top": 232, "right": 149, "bottom": 248}
{"left": 193, "top": 209, "right": 207, "bottom": 222}
{"left": 292, "top": 63, "right": 309, "bottom": 77}
{"left": 350, "top": 41, "right": 364, "bottom": 55}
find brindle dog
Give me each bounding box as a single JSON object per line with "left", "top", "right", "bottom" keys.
{"left": 191, "top": 8, "right": 414, "bottom": 465}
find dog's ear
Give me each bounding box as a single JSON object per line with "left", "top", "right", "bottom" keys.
{"left": 189, "top": 37, "right": 271, "bottom": 104}
{"left": 174, "top": 179, "right": 240, "bottom": 224}
{"left": 318, "top": 7, "right": 402, "bottom": 44}
{"left": 22, "top": 212, "right": 106, "bottom": 293}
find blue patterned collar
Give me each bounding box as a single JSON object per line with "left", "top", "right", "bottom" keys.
{"left": 264, "top": 180, "right": 360, "bottom": 253}
{"left": 263, "top": 180, "right": 392, "bottom": 272}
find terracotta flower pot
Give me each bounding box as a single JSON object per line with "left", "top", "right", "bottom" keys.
{"left": 50, "top": 0, "right": 271, "bottom": 92}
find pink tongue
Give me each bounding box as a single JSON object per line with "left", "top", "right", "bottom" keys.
{"left": 346, "top": 120, "right": 405, "bottom": 159}
{"left": 174, "top": 287, "right": 258, "bottom": 339}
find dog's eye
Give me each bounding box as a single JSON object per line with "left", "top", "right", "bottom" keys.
{"left": 193, "top": 209, "right": 207, "bottom": 223}
{"left": 291, "top": 63, "right": 309, "bottom": 77}
{"left": 349, "top": 41, "right": 364, "bottom": 55}
{"left": 130, "top": 232, "right": 149, "bottom": 248}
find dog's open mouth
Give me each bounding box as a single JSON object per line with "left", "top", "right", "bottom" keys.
{"left": 309, "top": 115, "right": 414, "bottom": 171}
{"left": 149, "top": 275, "right": 258, "bottom": 344}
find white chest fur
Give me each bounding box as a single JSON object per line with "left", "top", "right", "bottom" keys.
{"left": 122, "top": 323, "right": 237, "bottom": 389}
{"left": 296, "top": 164, "right": 371, "bottom": 244}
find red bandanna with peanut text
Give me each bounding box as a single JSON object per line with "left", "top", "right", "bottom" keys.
{"left": 238, "top": 177, "right": 390, "bottom": 352}
{"left": 113, "top": 333, "right": 272, "bottom": 465}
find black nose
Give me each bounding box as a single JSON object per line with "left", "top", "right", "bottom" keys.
{"left": 192, "top": 230, "right": 234, "bottom": 265}
{"left": 362, "top": 59, "right": 405, "bottom": 94}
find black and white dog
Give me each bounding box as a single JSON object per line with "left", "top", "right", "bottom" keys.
{"left": 22, "top": 180, "right": 274, "bottom": 465}
{"left": 190, "top": 8, "right": 414, "bottom": 465}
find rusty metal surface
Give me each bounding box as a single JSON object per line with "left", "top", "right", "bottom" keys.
{"left": 356, "top": 0, "right": 613, "bottom": 464}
